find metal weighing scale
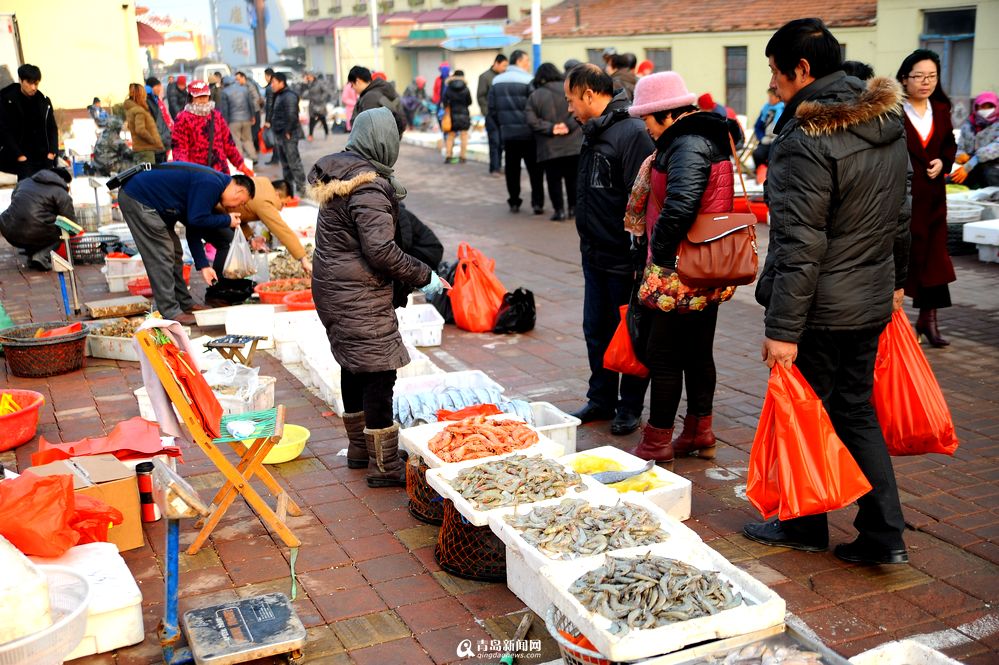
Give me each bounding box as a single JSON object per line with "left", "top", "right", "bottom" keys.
{"left": 151, "top": 459, "right": 306, "bottom": 665}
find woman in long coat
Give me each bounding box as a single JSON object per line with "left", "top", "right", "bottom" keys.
{"left": 525, "top": 63, "right": 583, "bottom": 221}
{"left": 308, "top": 107, "right": 444, "bottom": 487}
{"left": 896, "top": 49, "right": 956, "bottom": 347}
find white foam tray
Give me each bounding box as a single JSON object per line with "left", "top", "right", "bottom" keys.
{"left": 399, "top": 416, "right": 564, "bottom": 469}
{"left": 526, "top": 402, "right": 580, "bottom": 454}
{"left": 425, "top": 454, "right": 614, "bottom": 527}
{"left": 560, "top": 446, "right": 693, "bottom": 521}
{"left": 538, "top": 541, "right": 786, "bottom": 662}
{"left": 489, "top": 494, "right": 701, "bottom": 575}
{"left": 850, "top": 640, "right": 962, "bottom": 665}
{"left": 506, "top": 545, "right": 549, "bottom": 617}
{"left": 394, "top": 369, "right": 505, "bottom": 397}
{"left": 193, "top": 303, "right": 286, "bottom": 329}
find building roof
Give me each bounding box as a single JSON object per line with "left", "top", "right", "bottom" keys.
{"left": 137, "top": 20, "right": 165, "bottom": 46}
{"left": 287, "top": 6, "right": 508, "bottom": 37}
{"left": 506, "top": 0, "right": 876, "bottom": 38}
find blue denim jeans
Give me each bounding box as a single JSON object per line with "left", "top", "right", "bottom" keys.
{"left": 581, "top": 259, "right": 649, "bottom": 415}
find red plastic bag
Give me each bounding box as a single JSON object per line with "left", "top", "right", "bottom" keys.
{"left": 437, "top": 404, "right": 502, "bottom": 421}
{"left": 35, "top": 322, "right": 83, "bottom": 338}
{"left": 873, "top": 309, "right": 959, "bottom": 456}
{"left": 448, "top": 242, "right": 507, "bottom": 332}
{"left": 70, "top": 494, "right": 124, "bottom": 545}
{"left": 603, "top": 305, "right": 649, "bottom": 378}
{"left": 746, "top": 364, "right": 872, "bottom": 521}
{"left": 0, "top": 474, "right": 80, "bottom": 556}
{"left": 32, "top": 417, "right": 182, "bottom": 466}
{"left": 161, "top": 342, "right": 223, "bottom": 439}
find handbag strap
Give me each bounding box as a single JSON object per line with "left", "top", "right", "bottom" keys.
{"left": 727, "top": 131, "right": 752, "bottom": 211}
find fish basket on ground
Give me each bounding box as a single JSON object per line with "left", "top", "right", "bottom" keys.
{"left": 406, "top": 456, "right": 444, "bottom": 525}
{"left": 947, "top": 202, "right": 983, "bottom": 255}
{"left": 0, "top": 323, "right": 89, "bottom": 378}
{"left": 69, "top": 233, "right": 121, "bottom": 264}
{"left": 434, "top": 499, "right": 506, "bottom": 582}
{"left": 545, "top": 605, "right": 632, "bottom": 665}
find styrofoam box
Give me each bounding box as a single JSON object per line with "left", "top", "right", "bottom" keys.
{"left": 86, "top": 322, "right": 190, "bottom": 361}
{"left": 135, "top": 375, "right": 276, "bottom": 420}
{"left": 396, "top": 303, "right": 445, "bottom": 347}
{"left": 527, "top": 402, "right": 581, "bottom": 454}
{"left": 506, "top": 545, "right": 549, "bottom": 617}
{"left": 849, "top": 640, "right": 962, "bottom": 665}
{"left": 193, "top": 303, "right": 287, "bottom": 328}
{"left": 399, "top": 415, "right": 565, "bottom": 469}
{"left": 560, "top": 446, "right": 693, "bottom": 522}
{"left": 977, "top": 244, "right": 999, "bottom": 263}
{"left": 104, "top": 256, "right": 144, "bottom": 277}
{"left": 425, "top": 454, "right": 615, "bottom": 526}
{"left": 274, "top": 309, "right": 322, "bottom": 343}
{"left": 962, "top": 219, "right": 999, "bottom": 245}
{"left": 29, "top": 542, "right": 143, "bottom": 660}
{"left": 225, "top": 304, "right": 278, "bottom": 349}
{"left": 538, "top": 541, "right": 786, "bottom": 662}
{"left": 394, "top": 369, "right": 505, "bottom": 397}
{"left": 274, "top": 340, "right": 302, "bottom": 363}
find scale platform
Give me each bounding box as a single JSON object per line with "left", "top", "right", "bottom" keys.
{"left": 182, "top": 592, "right": 306, "bottom": 665}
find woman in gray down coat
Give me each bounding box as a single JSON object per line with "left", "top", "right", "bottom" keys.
{"left": 526, "top": 63, "right": 582, "bottom": 220}
{"left": 309, "top": 107, "right": 445, "bottom": 487}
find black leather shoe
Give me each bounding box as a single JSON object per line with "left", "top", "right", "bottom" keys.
{"left": 533, "top": 206, "right": 544, "bottom": 215}
{"left": 509, "top": 203, "right": 521, "bottom": 213}
{"left": 570, "top": 403, "right": 614, "bottom": 424}
{"left": 742, "top": 519, "right": 828, "bottom": 552}
{"left": 550, "top": 210, "right": 566, "bottom": 221}
{"left": 834, "top": 539, "right": 908, "bottom": 565}
{"left": 610, "top": 410, "right": 641, "bottom": 435}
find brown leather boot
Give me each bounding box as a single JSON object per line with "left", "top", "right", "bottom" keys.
{"left": 916, "top": 308, "right": 950, "bottom": 348}
{"left": 631, "top": 424, "right": 675, "bottom": 470}
{"left": 343, "top": 411, "right": 368, "bottom": 469}
{"left": 365, "top": 424, "right": 406, "bottom": 488}
{"left": 672, "top": 414, "right": 717, "bottom": 459}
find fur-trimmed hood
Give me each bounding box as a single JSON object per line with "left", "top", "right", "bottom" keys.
{"left": 305, "top": 152, "right": 383, "bottom": 206}
{"left": 795, "top": 75, "right": 904, "bottom": 140}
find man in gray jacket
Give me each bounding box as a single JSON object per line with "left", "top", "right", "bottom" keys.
{"left": 477, "top": 53, "right": 507, "bottom": 175}
{"left": 743, "top": 19, "right": 912, "bottom": 566}
{"left": 220, "top": 75, "right": 257, "bottom": 160}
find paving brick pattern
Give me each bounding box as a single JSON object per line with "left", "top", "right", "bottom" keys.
{"left": 1, "top": 133, "right": 997, "bottom": 664}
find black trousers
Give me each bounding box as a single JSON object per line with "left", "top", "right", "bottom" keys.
{"left": 341, "top": 368, "right": 397, "bottom": 429}
{"left": 645, "top": 305, "right": 719, "bottom": 428}
{"left": 782, "top": 326, "right": 907, "bottom": 551}
{"left": 542, "top": 155, "right": 578, "bottom": 213}
{"left": 309, "top": 112, "right": 328, "bottom": 137}
{"left": 503, "top": 139, "right": 544, "bottom": 209}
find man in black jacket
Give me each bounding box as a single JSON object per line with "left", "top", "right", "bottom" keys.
{"left": 477, "top": 54, "right": 508, "bottom": 175}
{"left": 564, "top": 64, "right": 654, "bottom": 435}
{"left": 269, "top": 73, "right": 306, "bottom": 196}
{"left": 0, "top": 64, "right": 58, "bottom": 180}
{"left": 0, "top": 167, "right": 75, "bottom": 269}
{"left": 743, "top": 19, "right": 911, "bottom": 566}
{"left": 488, "top": 50, "right": 544, "bottom": 213}
{"left": 348, "top": 66, "right": 406, "bottom": 135}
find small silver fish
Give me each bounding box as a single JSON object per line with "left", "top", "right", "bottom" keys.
{"left": 589, "top": 460, "right": 655, "bottom": 485}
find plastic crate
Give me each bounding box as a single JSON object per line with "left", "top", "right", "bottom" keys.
{"left": 396, "top": 304, "right": 445, "bottom": 347}
{"left": 528, "top": 402, "right": 581, "bottom": 454}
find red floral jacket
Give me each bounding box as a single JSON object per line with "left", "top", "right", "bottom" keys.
{"left": 171, "top": 108, "right": 245, "bottom": 173}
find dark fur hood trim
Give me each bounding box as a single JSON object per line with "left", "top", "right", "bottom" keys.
{"left": 797, "top": 77, "right": 904, "bottom": 136}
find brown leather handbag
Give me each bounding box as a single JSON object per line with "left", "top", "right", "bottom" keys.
{"left": 675, "top": 132, "right": 759, "bottom": 289}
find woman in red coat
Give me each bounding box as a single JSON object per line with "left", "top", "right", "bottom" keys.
{"left": 896, "top": 49, "right": 956, "bottom": 347}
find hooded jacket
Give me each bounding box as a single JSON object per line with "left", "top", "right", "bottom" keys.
{"left": 526, "top": 80, "right": 583, "bottom": 162}
{"left": 442, "top": 78, "right": 472, "bottom": 132}
{"left": 0, "top": 169, "right": 74, "bottom": 250}
{"left": 219, "top": 77, "right": 254, "bottom": 124}
{"left": 487, "top": 65, "right": 534, "bottom": 142}
{"left": 352, "top": 78, "right": 406, "bottom": 134}
{"left": 756, "top": 73, "right": 911, "bottom": 342}
{"left": 307, "top": 151, "right": 432, "bottom": 373}
{"left": 0, "top": 82, "right": 59, "bottom": 170}
{"left": 124, "top": 99, "right": 164, "bottom": 153}
{"left": 576, "top": 90, "right": 655, "bottom": 274}
{"left": 171, "top": 105, "right": 245, "bottom": 172}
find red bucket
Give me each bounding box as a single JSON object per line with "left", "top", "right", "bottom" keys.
{"left": 254, "top": 278, "right": 311, "bottom": 304}
{"left": 282, "top": 290, "right": 315, "bottom": 311}
{"left": 0, "top": 390, "right": 45, "bottom": 451}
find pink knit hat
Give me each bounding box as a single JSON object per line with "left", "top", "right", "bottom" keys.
{"left": 629, "top": 72, "right": 697, "bottom": 117}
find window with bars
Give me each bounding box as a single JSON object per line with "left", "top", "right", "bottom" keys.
{"left": 645, "top": 48, "right": 671, "bottom": 73}
{"left": 921, "top": 8, "right": 975, "bottom": 124}
{"left": 725, "top": 46, "right": 747, "bottom": 115}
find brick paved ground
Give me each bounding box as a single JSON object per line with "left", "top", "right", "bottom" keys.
{"left": 1, "top": 133, "right": 997, "bottom": 664}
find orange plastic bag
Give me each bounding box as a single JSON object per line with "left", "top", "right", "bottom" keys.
{"left": 448, "top": 242, "right": 507, "bottom": 332}
{"left": 746, "top": 364, "right": 872, "bottom": 521}
{"left": 70, "top": 494, "right": 124, "bottom": 545}
{"left": 0, "top": 474, "right": 80, "bottom": 556}
{"left": 32, "top": 417, "right": 183, "bottom": 466}
{"left": 603, "top": 305, "right": 649, "bottom": 378}
{"left": 35, "top": 322, "right": 83, "bottom": 338}
{"left": 873, "top": 310, "right": 959, "bottom": 456}
{"left": 437, "top": 404, "right": 502, "bottom": 421}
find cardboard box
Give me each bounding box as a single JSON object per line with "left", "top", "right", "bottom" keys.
{"left": 26, "top": 455, "right": 144, "bottom": 552}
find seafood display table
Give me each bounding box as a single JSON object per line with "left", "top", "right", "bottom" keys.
{"left": 399, "top": 416, "right": 565, "bottom": 468}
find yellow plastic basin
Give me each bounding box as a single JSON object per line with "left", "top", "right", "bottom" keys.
{"left": 258, "top": 424, "right": 310, "bottom": 465}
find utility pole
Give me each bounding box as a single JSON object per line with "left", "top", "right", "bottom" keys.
{"left": 531, "top": 0, "right": 541, "bottom": 74}
{"left": 370, "top": 0, "right": 381, "bottom": 72}
{"left": 254, "top": 0, "right": 268, "bottom": 64}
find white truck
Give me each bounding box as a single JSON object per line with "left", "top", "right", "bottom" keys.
{"left": 0, "top": 13, "right": 23, "bottom": 81}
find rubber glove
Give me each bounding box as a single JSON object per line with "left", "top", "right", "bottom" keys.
{"left": 950, "top": 167, "right": 969, "bottom": 184}
{"left": 420, "top": 272, "right": 444, "bottom": 299}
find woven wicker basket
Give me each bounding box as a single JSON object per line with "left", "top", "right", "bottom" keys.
{"left": 0, "top": 322, "right": 89, "bottom": 378}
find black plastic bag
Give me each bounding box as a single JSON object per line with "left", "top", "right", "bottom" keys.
{"left": 430, "top": 260, "right": 457, "bottom": 325}
{"left": 493, "top": 288, "right": 536, "bottom": 334}
{"left": 204, "top": 278, "right": 255, "bottom": 307}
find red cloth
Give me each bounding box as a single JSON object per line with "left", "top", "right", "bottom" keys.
{"left": 32, "top": 417, "right": 182, "bottom": 466}
{"left": 161, "top": 342, "right": 223, "bottom": 439}
{"left": 171, "top": 108, "right": 245, "bottom": 173}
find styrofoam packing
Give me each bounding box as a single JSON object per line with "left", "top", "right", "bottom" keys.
{"left": 399, "top": 416, "right": 565, "bottom": 469}
{"left": 559, "top": 446, "right": 693, "bottom": 522}
{"left": 528, "top": 402, "right": 581, "bottom": 454}
{"left": 425, "top": 453, "right": 615, "bottom": 527}
{"left": 538, "top": 540, "right": 786, "bottom": 661}
{"left": 849, "top": 640, "right": 963, "bottom": 665}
